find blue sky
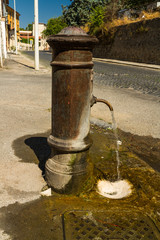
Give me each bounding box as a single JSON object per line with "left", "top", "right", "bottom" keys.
{"left": 9, "top": 0, "right": 70, "bottom": 29}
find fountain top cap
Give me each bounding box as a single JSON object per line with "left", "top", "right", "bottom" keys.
{"left": 47, "top": 26, "right": 98, "bottom": 49}
{"left": 58, "top": 26, "right": 88, "bottom": 36}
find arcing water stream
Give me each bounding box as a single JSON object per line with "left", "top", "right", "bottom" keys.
{"left": 93, "top": 98, "right": 121, "bottom": 180}
{"left": 111, "top": 110, "right": 122, "bottom": 180}
{"left": 97, "top": 109, "right": 132, "bottom": 199}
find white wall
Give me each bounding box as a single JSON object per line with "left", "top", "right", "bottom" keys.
{"left": 1, "top": 19, "right": 7, "bottom": 58}
{"left": 32, "top": 23, "right": 49, "bottom": 50}
{"left": 32, "top": 23, "right": 46, "bottom": 37}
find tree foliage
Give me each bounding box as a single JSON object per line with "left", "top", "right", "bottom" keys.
{"left": 123, "top": 0, "right": 154, "bottom": 9}
{"left": 26, "top": 24, "right": 33, "bottom": 31}
{"left": 21, "top": 38, "right": 29, "bottom": 43}
{"left": 43, "top": 17, "right": 67, "bottom": 36}
{"left": 88, "top": 0, "right": 121, "bottom": 35}
{"left": 89, "top": 6, "right": 105, "bottom": 34}
{"left": 62, "top": 0, "right": 108, "bottom": 26}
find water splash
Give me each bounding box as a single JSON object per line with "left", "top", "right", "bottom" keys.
{"left": 111, "top": 111, "right": 122, "bottom": 180}
{"left": 97, "top": 179, "right": 132, "bottom": 199}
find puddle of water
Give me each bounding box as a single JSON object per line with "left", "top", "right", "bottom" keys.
{"left": 12, "top": 131, "right": 51, "bottom": 175}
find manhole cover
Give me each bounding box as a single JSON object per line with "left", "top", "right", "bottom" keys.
{"left": 63, "top": 211, "right": 160, "bottom": 240}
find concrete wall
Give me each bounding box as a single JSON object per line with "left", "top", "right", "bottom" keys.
{"left": 93, "top": 18, "right": 160, "bottom": 65}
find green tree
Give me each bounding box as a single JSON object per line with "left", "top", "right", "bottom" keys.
{"left": 89, "top": 6, "right": 105, "bottom": 34}
{"left": 21, "top": 38, "right": 28, "bottom": 43}
{"left": 62, "top": 0, "right": 108, "bottom": 26}
{"left": 123, "top": 0, "right": 154, "bottom": 9}
{"left": 43, "top": 17, "right": 67, "bottom": 36}
{"left": 104, "top": 0, "right": 121, "bottom": 22}
{"left": 26, "top": 24, "right": 33, "bottom": 31}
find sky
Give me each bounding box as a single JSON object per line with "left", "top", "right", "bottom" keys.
{"left": 9, "top": 0, "right": 70, "bottom": 29}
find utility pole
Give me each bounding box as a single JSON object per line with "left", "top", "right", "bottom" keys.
{"left": 28, "top": 30, "right": 29, "bottom": 51}
{"left": 0, "top": 0, "right": 3, "bottom": 67}
{"left": 13, "top": 0, "right": 17, "bottom": 54}
{"left": 34, "top": 0, "right": 39, "bottom": 70}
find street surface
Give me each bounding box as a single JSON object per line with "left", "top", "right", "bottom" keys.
{"left": 0, "top": 53, "right": 160, "bottom": 240}
{"left": 23, "top": 50, "right": 160, "bottom": 97}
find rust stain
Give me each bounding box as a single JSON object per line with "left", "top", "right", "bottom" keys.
{"left": 47, "top": 27, "right": 98, "bottom": 152}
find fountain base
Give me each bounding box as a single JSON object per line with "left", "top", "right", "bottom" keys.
{"left": 45, "top": 150, "right": 89, "bottom": 194}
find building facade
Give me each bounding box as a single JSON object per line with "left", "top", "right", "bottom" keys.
{"left": 0, "top": 0, "right": 9, "bottom": 60}
{"left": 19, "top": 30, "right": 33, "bottom": 50}
{"left": 6, "top": 4, "right": 20, "bottom": 50}
{"left": 32, "top": 23, "right": 49, "bottom": 50}
{"left": 19, "top": 24, "right": 49, "bottom": 51}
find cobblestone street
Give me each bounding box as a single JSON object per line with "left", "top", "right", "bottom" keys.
{"left": 94, "top": 61, "right": 160, "bottom": 97}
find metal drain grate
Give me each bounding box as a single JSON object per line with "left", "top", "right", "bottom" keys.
{"left": 63, "top": 211, "right": 160, "bottom": 240}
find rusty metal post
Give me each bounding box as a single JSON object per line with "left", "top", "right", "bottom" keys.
{"left": 45, "top": 27, "right": 98, "bottom": 193}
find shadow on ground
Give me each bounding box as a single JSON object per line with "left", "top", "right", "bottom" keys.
{"left": 12, "top": 59, "right": 35, "bottom": 69}
{"left": 12, "top": 130, "right": 51, "bottom": 175}
{"left": 11, "top": 127, "right": 160, "bottom": 176}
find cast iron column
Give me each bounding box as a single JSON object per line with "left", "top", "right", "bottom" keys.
{"left": 45, "top": 27, "right": 98, "bottom": 193}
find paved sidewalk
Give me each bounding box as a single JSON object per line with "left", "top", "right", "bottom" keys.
{"left": 0, "top": 56, "right": 50, "bottom": 205}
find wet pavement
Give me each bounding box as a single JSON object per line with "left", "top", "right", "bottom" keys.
{"left": 0, "top": 125, "right": 160, "bottom": 239}
{"left": 0, "top": 54, "right": 160, "bottom": 239}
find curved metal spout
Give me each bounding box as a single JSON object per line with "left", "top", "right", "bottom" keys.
{"left": 91, "top": 95, "right": 113, "bottom": 111}
{"left": 95, "top": 98, "right": 113, "bottom": 111}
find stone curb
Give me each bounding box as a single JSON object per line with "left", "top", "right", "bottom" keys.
{"left": 8, "top": 53, "right": 160, "bottom": 71}
{"left": 93, "top": 58, "right": 160, "bottom": 70}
